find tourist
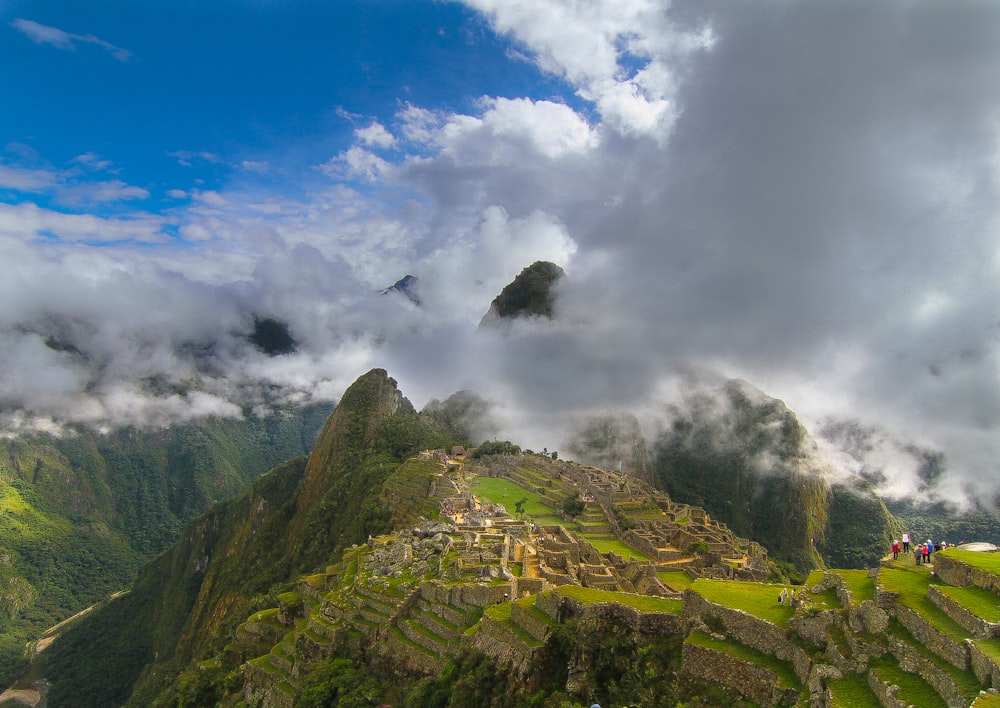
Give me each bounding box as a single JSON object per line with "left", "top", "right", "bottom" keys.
{"left": 915, "top": 544, "right": 923, "bottom": 565}
{"left": 902, "top": 531, "right": 911, "bottom": 554}
{"left": 891, "top": 539, "right": 900, "bottom": 560}
{"left": 922, "top": 543, "right": 931, "bottom": 564}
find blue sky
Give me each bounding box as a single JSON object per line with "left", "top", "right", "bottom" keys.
{"left": 2, "top": 1, "right": 574, "bottom": 214}
{"left": 3, "top": 0, "right": 1000, "bottom": 505}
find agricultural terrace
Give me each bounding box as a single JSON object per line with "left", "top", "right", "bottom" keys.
{"left": 555, "top": 585, "right": 682, "bottom": 614}
{"left": 690, "top": 579, "right": 796, "bottom": 626}
{"left": 940, "top": 548, "right": 1000, "bottom": 576}
{"left": 469, "top": 476, "right": 561, "bottom": 524}
{"left": 877, "top": 562, "right": 972, "bottom": 642}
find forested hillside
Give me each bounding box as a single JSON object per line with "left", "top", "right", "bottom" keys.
{"left": 0, "top": 403, "right": 331, "bottom": 685}
{"left": 39, "top": 370, "right": 451, "bottom": 705}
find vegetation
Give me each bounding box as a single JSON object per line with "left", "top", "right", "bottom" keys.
{"left": 471, "top": 440, "right": 522, "bottom": 458}
{"left": 0, "top": 403, "right": 331, "bottom": 687}
{"left": 555, "top": 585, "right": 681, "bottom": 614}
{"left": 690, "top": 579, "right": 796, "bottom": 626}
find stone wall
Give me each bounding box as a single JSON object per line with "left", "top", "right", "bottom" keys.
{"left": 885, "top": 632, "right": 967, "bottom": 707}
{"left": 928, "top": 585, "right": 1000, "bottom": 639}
{"left": 682, "top": 589, "right": 813, "bottom": 684}
{"left": 681, "top": 641, "right": 800, "bottom": 707}
{"left": 969, "top": 640, "right": 1000, "bottom": 688}
{"left": 867, "top": 669, "right": 909, "bottom": 708}
{"left": 892, "top": 604, "right": 970, "bottom": 670}
{"left": 934, "top": 555, "right": 1000, "bottom": 593}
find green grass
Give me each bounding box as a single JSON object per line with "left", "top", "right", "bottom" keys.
{"left": 937, "top": 584, "right": 1000, "bottom": 623}
{"left": 685, "top": 630, "right": 801, "bottom": 690}
{"left": 886, "top": 619, "right": 983, "bottom": 700}
{"left": 579, "top": 535, "right": 651, "bottom": 561}
{"left": 878, "top": 565, "right": 972, "bottom": 642}
{"left": 554, "top": 585, "right": 682, "bottom": 614}
{"left": 972, "top": 694, "right": 1000, "bottom": 707}
{"left": 658, "top": 570, "right": 695, "bottom": 589}
{"left": 939, "top": 548, "right": 1000, "bottom": 577}
{"left": 469, "top": 476, "right": 555, "bottom": 517}
{"left": 871, "top": 656, "right": 947, "bottom": 708}
{"left": 690, "top": 579, "right": 796, "bottom": 626}
{"left": 974, "top": 638, "right": 1000, "bottom": 662}
{"left": 827, "top": 673, "right": 880, "bottom": 708}
{"left": 830, "top": 569, "right": 875, "bottom": 603}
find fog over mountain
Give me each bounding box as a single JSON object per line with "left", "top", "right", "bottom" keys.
{"left": 3, "top": 1, "right": 1000, "bottom": 506}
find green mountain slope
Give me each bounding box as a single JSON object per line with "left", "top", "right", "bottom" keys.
{"left": 39, "top": 369, "right": 448, "bottom": 705}
{"left": 0, "top": 403, "right": 331, "bottom": 685}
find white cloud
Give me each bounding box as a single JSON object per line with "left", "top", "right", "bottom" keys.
{"left": 0, "top": 202, "right": 166, "bottom": 243}
{"left": 241, "top": 160, "right": 270, "bottom": 173}
{"left": 319, "top": 147, "right": 391, "bottom": 182}
{"left": 460, "top": 0, "right": 713, "bottom": 138}
{"left": 0, "top": 164, "right": 57, "bottom": 192}
{"left": 355, "top": 122, "right": 397, "bottom": 149}
{"left": 11, "top": 18, "right": 132, "bottom": 61}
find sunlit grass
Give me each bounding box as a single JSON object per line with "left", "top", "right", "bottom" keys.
{"left": 469, "top": 476, "right": 554, "bottom": 517}
{"left": 827, "top": 673, "right": 880, "bottom": 707}
{"left": 685, "top": 630, "right": 801, "bottom": 689}
{"left": 937, "top": 584, "right": 1000, "bottom": 623}
{"left": 658, "top": 570, "right": 695, "bottom": 590}
{"left": 939, "top": 548, "right": 1000, "bottom": 577}
{"left": 830, "top": 569, "right": 875, "bottom": 603}
{"left": 690, "top": 578, "right": 796, "bottom": 626}
{"left": 579, "top": 535, "right": 651, "bottom": 561}
{"left": 878, "top": 565, "right": 971, "bottom": 642}
{"left": 555, "top": 585, "right": 682, "bottom": 614}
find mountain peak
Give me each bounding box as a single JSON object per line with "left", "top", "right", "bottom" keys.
{"left": 480, "top": 260, "right": 565, "bottom": 328}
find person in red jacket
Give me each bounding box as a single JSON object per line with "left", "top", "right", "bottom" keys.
{"left": 891, "top": 540, "right": 900, "bottom": 560}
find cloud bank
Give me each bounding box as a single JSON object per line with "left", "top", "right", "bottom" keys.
{"left": 2, "top": 1, "right": 1000, "bottom": 507}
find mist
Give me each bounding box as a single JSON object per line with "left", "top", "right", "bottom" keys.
{"left": 3, "top": 1, "right": 1000, "bottom": 506}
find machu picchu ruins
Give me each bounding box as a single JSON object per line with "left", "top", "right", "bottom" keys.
{"left": 227, "top": 446, "right": 1000, "bottom": 707}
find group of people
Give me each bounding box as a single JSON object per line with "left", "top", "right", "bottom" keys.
{"left": 778, "top": 587, "right": 807, "bottom": 607}
{"left": 890, "top": 531, "right": 948, "bottom": 564}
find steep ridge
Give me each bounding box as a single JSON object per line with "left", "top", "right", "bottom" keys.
{"left": 37, "top": 369, "right": 446, "bottom": 706}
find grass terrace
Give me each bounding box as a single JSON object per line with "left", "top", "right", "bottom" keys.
{"left": 690, "top": 579, "right": 796, "bottom": 626}
{"left": 937, "top": 584, "right": 1000, "bottom": 623}
{"left": 469, "top": 476, "right": 556, "bottom": 519}
{"left": 826, "top": 673, "right": 880, "bottom": 708}
{"left": 871, "top": 656, "right": 948, "bottom": 708}
{"left": 579, "top": 535, "right": 651, "bottom": 561}
{"left": 939, "top": 548, "right": 1000, "bottom": 576}
{"left": 885, "top": 619, "right": 983, "bottom": 701}
{"left": 555, "top": 585, "right": 682, "bottom": 614}
{"left": 658, "top": 570, "right": 695, "bottom": 590}
{"left": 685, "top": 630, "right": 801, "bottom": 691}
{"left": 831, "top": 569, "right": 876, "bottom": 603}
{"left": 878, "top": 564, "right": 972, "bottom": 642}
{"left": 973, "top": 638, "right": 1000, "bottom": 663}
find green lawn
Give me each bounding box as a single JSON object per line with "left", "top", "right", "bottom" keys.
{"left": 974, "top": 638, "right": 1000, "bottom": 662}
{"left": 830, "top": 569, "right": 875, "bottom": 603}
{"left": 878, "top": 565, "right": 971, "bottom": 642}
{"left": 658, "top": 570, "right": 695, "bottom": 590}
{"left": 685, "top": 630, "right": 801, "bottom": 690}
{"left": 827, "top": 673, "right": 880, "bottom": 708}
{"left": 886, "top": 619, "right": 983, "bottom": 700}
{"left": 690, "top": 579, "right": 796, "bottom": 626}
{"left": 939, "top": 548, "right": 1000, "bottom": 577}
{"left": 937, "top": 584, "right": 1000, "bottom": 623}
{"left": 469, "top": 476, "right": 555, "bottom": 517}
{"left": 871, "top": 657, "right": 947, "bottom": 708}
{"left": 579, "top": 535, "right": 651, "bottom": 561}
{"left": 555, "top": 585, "right": 682, "bottom": 614}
